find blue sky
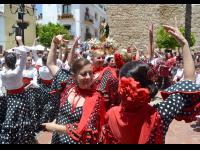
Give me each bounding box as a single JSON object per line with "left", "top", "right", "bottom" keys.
{"left": 36, "top": 4, "right": 42, "bottom": 15}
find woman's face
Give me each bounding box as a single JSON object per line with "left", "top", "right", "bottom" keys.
{"left": 108, "top": 57, "right": 115, "bottom": 67}
{"left": 26, "top": 56, "right": 32, "bottom": 67}
{"left": 93, "top": 55, "right": 105, "bottom": 67}
{"left": 75, "top": 64, "right": 94, "bottom": 89}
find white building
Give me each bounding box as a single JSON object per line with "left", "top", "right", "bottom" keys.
{"left": 37, "top": 4, "right": 107, "bottom": 41}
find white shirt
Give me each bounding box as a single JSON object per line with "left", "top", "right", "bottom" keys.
{"left": 0, "top": 47, "right": 27, "bottom": 90}
{"left": 39, "top": 66, "right": 53, "bottom": 80}
{"left": 23, "top": 66, "right": 38, "bottom": 83}
{"left": 173, "top": 68, "right": 184, "bottom": 81}
{"left": 196, "top": 74, "right": 200, "bottom": 85}
{"left": 32, "top": 49, "right": 43, "bottom": 66}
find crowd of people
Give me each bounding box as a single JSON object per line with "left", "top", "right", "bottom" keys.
{"left": 0, "top": 18, "right": 200, "bottom": 144}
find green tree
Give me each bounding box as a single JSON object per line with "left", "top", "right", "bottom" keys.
{"left": 156, "top": 26, "right": 195, "bottom": 50}
{"left": 36, "top": 23, "right": 73, "bottom": 47}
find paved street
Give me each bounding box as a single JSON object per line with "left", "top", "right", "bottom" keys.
{"left": 37, "top": 119, "right": 200, "bottom": 144}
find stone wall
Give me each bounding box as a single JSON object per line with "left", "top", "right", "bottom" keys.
{"left": 106, "top": 4, "right": 200, "bottom": 51}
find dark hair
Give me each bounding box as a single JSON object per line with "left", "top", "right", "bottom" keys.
{"left": 107, "top": 57, "right": 113, "bottom": 63}
{"left": 4, "top": 52, "right": 17, "bottom": 70}
{"left": 119, "top": 61, "right": 158, "bottom": 98}
{"left": 42, "top": 55, "right": 47, "bottom": 66}
{"left": 71, "top": 58, "right": 91, "bottom": 74}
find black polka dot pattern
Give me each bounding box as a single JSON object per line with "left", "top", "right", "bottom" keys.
{"left": 155, "top": 80, "right": 200, "bottom": 143}
{"left": 50, "top": 69, "right": 104, "bottom": 144}
{"left": 0, "top": 90, "right": 38, "bottom": 144}
{"left": 97, "top": 69, "right": 119, "bottom": 109}
{"left": 51, "top": 101, "right": 83, "bottom": 144}
{"left": 100, "top": 80, "right": 200, "bottom": 144}
{"left": 51, "top": 69, "right": 72, "bottom": 93}
{"left": 0, "top": 96, "right": 6, "bottom": 132}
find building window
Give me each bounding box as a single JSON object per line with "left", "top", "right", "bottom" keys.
{"left": 95, "top": 13, "right": 98, "bottom": 21}
{"left": 85, "top": 27, "right": 91, "bottom": 40}
{"left": 63, "top": 4, "right": 71, "bottom": 14}
{"left": 64, "top": 25, "right": 71, "bottom": 31}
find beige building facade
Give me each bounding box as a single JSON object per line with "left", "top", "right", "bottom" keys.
{"left": 0, "top": 4, "right": 36, "bottom": 52}
{"left": 106, "top": 4, "right": 200, "bottom": 51}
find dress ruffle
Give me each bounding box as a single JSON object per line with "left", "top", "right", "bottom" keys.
{"left": 161, "top": 80, "right": 200, "bottom": 123}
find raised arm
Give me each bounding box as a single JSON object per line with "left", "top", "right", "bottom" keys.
{"left": 47, "top": 35, "right": 64, "bottom": 77}
{"left": 146, "top": 23, "right": 154, "bottom": 59}
{"left": 132, "top": 44, "right": 140, "bottom": 61}
{"left": 163, "top": 18, "right": 195, "bottom": 81}
{"left": 67, "top": 36, "right": 80, "bottom": 67}
{"left": 31, "top": 37, "right": 40, "bottom": 62}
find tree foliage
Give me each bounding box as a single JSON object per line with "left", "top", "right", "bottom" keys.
{"left": 156, "top": 26, "right": 196, "bottom": 49}
{"left": 36, "top": 23, "right": 73, "bottom": 47}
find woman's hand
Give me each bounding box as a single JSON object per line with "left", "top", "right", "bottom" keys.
{"left": 42, "top": 120, "right": 56, "bottom": 132}
{"left": 163, "top": 17, "right": 188, "bottom": 47}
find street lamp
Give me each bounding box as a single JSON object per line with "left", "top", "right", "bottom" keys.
{"left": 9, "top": 4, "right": 35, "bottom": 44}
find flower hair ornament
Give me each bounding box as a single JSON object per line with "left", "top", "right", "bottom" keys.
{"left": 114, "top": 52, "right": 124, "bottom": 69}
{"left": 118, "top": 77, "right": 151, "bottom": 111}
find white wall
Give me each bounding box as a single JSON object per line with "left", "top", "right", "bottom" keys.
{"left": 42, "top": 4, "right": 58, "bottom": 24}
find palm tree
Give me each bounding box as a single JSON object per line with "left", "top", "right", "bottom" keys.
{"left": 185, "top": 4, "right": 192, "bottom": 47}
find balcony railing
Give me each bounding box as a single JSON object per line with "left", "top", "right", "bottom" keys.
{"left": 58, "top": 13, "right": 73, "bottom": 20}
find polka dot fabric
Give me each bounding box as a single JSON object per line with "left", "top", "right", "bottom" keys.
{"left": 0, "top": 89, "right": 38, "bottom": 144}
{"left": 50, "top": 69, "right": 105, "bottom": 144}
{"left": 97, "top": 69, "right": 119, "bottom": 110}
{"left": 100, "top": 80, "right": 200, "bottom": 144}
{"left": 51, "top": 101, "right": 83, "bottom": 144}
{"left": 0, "top": 96, "right": 6, "bottom": 131}
{"left": 160, "top": 80, "right": 200, "bottom": 123}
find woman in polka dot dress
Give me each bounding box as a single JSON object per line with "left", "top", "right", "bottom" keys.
{"left": 71, "top": 38, "right": 119, "bottom": 110}
{"left": 100, "top": 18, "right": 200, "bottom": 144}
{"left": 0, "top": 37, "right": 56, "bottom": 144}
{"left": 0, "top": 37, "right": 38, "bottom": 144}
{"left": 42, "top": 35, "right": 115, "bottom": 144}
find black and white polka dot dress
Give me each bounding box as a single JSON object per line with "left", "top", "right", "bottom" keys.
{"left": 153, "top": 80, "right": 200, "bottom": 143}
{"left": 0, "top": 89, "right": 38, "bottom": 144}
{"left": 51, "top": 101, "right": 83, "bottom": 144}
{"left": 29, "top": 87, "right": 60, "bottom": 132}
{"left": 0, "top": 96, "right": 6, "bottom": 131}
{"left": 97, "top": 67, "right": 119, "bottom": 110}
{"left": 50, "top": 69, "right": 108, "bottom": 144}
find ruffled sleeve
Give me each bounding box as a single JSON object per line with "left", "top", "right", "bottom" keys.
{"left": 97, "top": 67, "right": 119, "bottom": 110}
{"left": 159, "top": 80, "right": 200, "bottom": 123}
{"left": 50, "top": 69, "right": 73, "bottom": 95}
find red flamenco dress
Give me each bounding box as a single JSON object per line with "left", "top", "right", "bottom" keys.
{"left": 101, "top": 78, "right": 200, "bottom": 144}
